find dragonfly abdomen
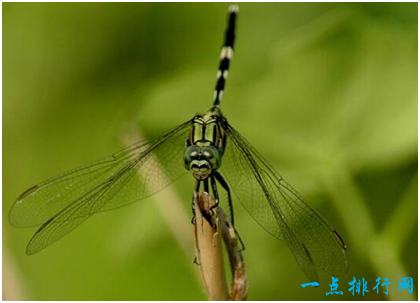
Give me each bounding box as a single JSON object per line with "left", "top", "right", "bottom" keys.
{"left": 213, "top": 5, "right": 238, "bottom": 108}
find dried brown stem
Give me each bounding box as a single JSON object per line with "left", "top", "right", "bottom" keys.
{"left": 193, "top": 193, "right": 248, "bottom": 301}
{"left": 219, "top": 209, "right": 248, "bottom": 300}
{"left": 194, "top": 193, "right": 229, "bottom": 300}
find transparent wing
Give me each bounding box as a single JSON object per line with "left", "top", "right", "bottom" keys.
{"left": 220, "top": 122, "right": 348, "bottom": 281}
{"left": 10, "top": 120, "right": 191, "bottom": 254}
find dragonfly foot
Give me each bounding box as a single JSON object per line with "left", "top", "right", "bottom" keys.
{"left": 193, "top": 256, "right": 201, "bottom": 266}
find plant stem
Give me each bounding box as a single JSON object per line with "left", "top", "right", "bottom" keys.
{"left": 193, "top": 192, "right": 248, "bottom": 301}
{"left": 194, "top": 193, "right": 229, "bottom": 300}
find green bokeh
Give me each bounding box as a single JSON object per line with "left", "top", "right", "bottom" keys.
{"left": 3, "top": 3, "right": 417, "bottom": 300}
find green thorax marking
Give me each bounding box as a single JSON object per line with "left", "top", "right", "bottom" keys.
{"left": 189, "top": 108, "right": 226, "bottom": 153}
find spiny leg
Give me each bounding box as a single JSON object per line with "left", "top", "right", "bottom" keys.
{"left": 212, "top": 5, "right": 238, "bottom": 108}
{"left": 191, "top": 180, "right": 201, "bottom": 224}
{"left": 210, "top": 175, "right": 221, "bottom": 213}
{"left": 202, "top": 179, "right": 212, "bottom": 221}
{"left": 203, "top": 178, "right": 210, "bottom": 194}
{"left": 214, "top": 171, "right": 234, "bottom": 225}
{"left": 214, "top": 171, "right": 245, "bottom": 251}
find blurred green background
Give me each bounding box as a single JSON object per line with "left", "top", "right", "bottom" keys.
{"left": 3, "top": 3, "right": 418, "bottom": 300}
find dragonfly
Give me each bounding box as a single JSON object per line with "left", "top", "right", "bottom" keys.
{"left": 10, "top": 5, "right": 347, "bottom": 282}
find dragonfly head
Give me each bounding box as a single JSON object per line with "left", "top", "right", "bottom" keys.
{"left": 184, "top": 145, "right": 221, "bottom": 180}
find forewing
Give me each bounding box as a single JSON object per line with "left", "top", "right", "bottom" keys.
{"left": 10, "top": 140, "right": 149, "bottom": 227}
{"left": 10, "top": 120, "right": 191, "bottom": 254}
{"left": 220, "top": 122, "right": 348, "bottom": 281}
{"left": 26, "top": 163, "right": 138, "bottom": 255}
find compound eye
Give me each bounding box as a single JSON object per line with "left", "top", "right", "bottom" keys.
{"left": 187, "top": 146, "right": 200, "bottom": 159}
{"left": 202, "top": 148, "right": 214, "bottom": 159}
{"left": 203, "top": 151, "right": 212, "bottom": 158}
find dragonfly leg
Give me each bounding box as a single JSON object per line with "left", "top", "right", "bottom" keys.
{"left": 191, "top": 203, "right": 195, "bottom": 224}
{"left": 209, "top": 175, "right": 220, "bottom": 216}
{"left": 214, "top": 171, "right": 246, "bottom": 251}
{"left": 233, "top": 227, "right": 246, "bottom": 251}
{"left": 214, "top": 171, "right": 234, "bottom": 225}
{"left": 203, "top": 179, "right": 210, "bottom": 193}
{"left": 191, "top": 180, "right": 201, "bottom": 224}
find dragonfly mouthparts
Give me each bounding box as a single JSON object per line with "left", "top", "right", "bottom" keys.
{"left": 190, "top": 161, "right": 212, "bottom": 180}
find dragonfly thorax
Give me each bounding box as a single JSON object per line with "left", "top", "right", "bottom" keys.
{"left": 189, "top": 108, "right": 227, "bottom": 149}
{"left": 184, "top": 109, "right": 226, "bottom": 180}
